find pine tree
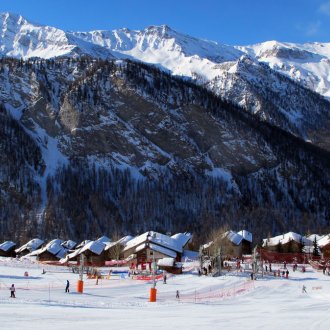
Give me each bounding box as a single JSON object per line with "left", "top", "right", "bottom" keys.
{"left": 312, "top": 237, "right": 320, "bottom": 256}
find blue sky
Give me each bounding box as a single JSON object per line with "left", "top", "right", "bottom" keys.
{"left": 0, "top": 0, "right": 329, "bottom": 45}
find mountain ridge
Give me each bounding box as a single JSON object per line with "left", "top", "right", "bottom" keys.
{"left": 1, "top": 12, "right": 329, "bottom": 151}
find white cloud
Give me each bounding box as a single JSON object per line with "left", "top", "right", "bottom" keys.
{"left": 319, "top": 1, "right": 330, "bottom": 15}
{"left": 305, "top": 21, "right": 321, "bottom": 37}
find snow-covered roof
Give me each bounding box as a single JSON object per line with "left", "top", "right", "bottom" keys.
{"left": 62, "top": 248, "right": 80, "bottom": 262}
{"left": 104, "top": 236, "right": 134, "bottom": 251}
{"left": 129, "top": 242, "right": 177, "bottom": 258}
{"left": 56, "top": 248, "right": 68, "bottom": 259}
{"left": 60, "top": 240, "right": 106, "bottom": 262}
{"left": 317, "top": 235, "right": 330, "bottom": 248}
{"left": 118, "top": 235, "right": 134, "bottom": 245}
{"left": 96, "top": 236, "right": 111, "bottom": 244}
{"left": 75, "top": 240, "right": 92, "bottom": 249}
{"left": 15, "top": 238, "right": 44, "bottom": 253}
{"left": 182, "top": 250, "right": 199, "bottom": 260}
{"left": 61, "top": 240, "right": 77, "bottom": 250}
{"left": 149, "top": 243, "right": 177, "bottom": 258}
{"left": 123, "top": 232, "right": 149, "bottom": 251}
{"left": 225, "top": 231, "right": 243, "bottom": 246}
{"left": 262, "top": 232, "right": 312, "bottom": 247}
{"left": 123, "top": 231, "right": 183, "bottom": 253}
{"left": 29, "top": 239, "right": 65, "bottom": 258}
{"left": 0, "top": 241, "right": 16, "bottom": 252}
{"left": 104, "top": 241, "right": 118, "bottom": 251}
{"left": 237, "top": 230, "right": 253, "bottom": 243}
{"left": 171, "top": 232, "right": 192, "bottom": 248}
{"left": 306, "top": 234, "right": 324, "bottom": 242}
{"left": 79, "top": 240, "right": 106, "bottom": 255}
{"left": 157, "top": 257, "right": 175, "bottom": 267}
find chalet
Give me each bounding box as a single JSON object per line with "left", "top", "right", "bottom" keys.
{"left": 15, "top": 238, "right": 44, "bottom": 257}
{"left": 262, "top": 232, "right": 312, "bottom": 253}
{"left": 122, "top": 231, "right": 191, "bottom": 270}
{"left": 203, "top": 230, "right": 252, "bottom": 258}
{"left": 61, "top": 240, "right": 108, "bottom": 266}
{"left": 317, "top": 235, "right": 330, "bottom": 258}
{"left": 157, "top": 257, "right": 182, "bottom": 274}
{"left": 0, "top": 241, "right": 16, "bottom": 257}
{"left": 28, "top": 239, "right": 67, "bottom": 261}
{"left": 104, "top": 235, "right": 134, "bottom": 260}
{"left": 171, "top": 232, "right": 192, "bottom": 249}
{"left": 237, "top": 230, "right": 253, "bottom": 255}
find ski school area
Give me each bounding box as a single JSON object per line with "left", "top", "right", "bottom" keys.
{"left": 0, "top": 257, "right": 330, "bottom": 329}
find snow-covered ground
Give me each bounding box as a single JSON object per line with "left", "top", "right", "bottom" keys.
{"left": 0, "top": 257, "right": 329, "bottom": 329}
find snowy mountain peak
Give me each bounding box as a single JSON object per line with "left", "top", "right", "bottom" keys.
{"left": 0, "top": 12, "right": 113, "bottom": 59}
{"left": 143, "top": 24, "right": 172, "bottom": 36}
{"left": 239, "top": 40, "right": 330, "bottom": 98}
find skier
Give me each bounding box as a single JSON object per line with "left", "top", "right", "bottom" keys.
{"left": 302, "top": 285, "right": 307, "bottom": 293}
{"left": 269, "top": 263, "right": 272, "bottom": 272}
{"left": 163, "top": 273, "right": 167, "bottom": 284}
{"left": 10, "top": 284, "right": 15, "bottom": 298}
{"left": 65, "top": 280, "right": 70, "bottom": 293}
{"left": 176, "top": 290, "right": 180, "bottom": 299}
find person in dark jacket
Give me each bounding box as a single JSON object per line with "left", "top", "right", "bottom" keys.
{"left": 10, "top": 284, "right": 15, "bottom": 298}
{"left": 65, "top": 280, "right": 70, "bottom": 293}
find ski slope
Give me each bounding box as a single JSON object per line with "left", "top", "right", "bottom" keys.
{"left": 0, "top": 257, "right": 329, "bottom": 329}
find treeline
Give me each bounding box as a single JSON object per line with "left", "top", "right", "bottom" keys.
{"left": 0, "top": 107, "right": 43, "bottom": 242}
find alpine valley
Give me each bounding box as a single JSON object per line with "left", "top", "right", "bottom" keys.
{"left": 0, "top": 12, "right": 329, "bottom": 244}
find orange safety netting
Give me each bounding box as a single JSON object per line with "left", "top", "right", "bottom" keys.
{"left": 179, "top": 280, "right": 254, "bottom": 302}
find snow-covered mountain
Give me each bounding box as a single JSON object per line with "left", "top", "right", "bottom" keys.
{"left": 0, "top": 12, "right": 113, "bottom": 59}
{"left": 73, "top": 25, "right": 330, "bottom": 149}
{"left": 2, "top": 12, "right": 329, "bottom": 147}
{"left": 240, "top": 41, "right": 330, "bottom": 99}
{"left": 1, "top": 12, "right": 329, "bottom": 100}
{"left": 0, "top": 13, "right": 329, "bottom": 241}
{"left": 72, "top": 24, "right": 330, "bottom": 100}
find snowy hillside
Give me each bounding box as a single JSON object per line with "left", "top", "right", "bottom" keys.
{"left": 1, "top": 12, "right": 329, "bottom": 144}
{"left": 0, "top": 12, "right": 113, "bottom": 59}
{"left": 1, "top": 12, "right": 329, "bottom": 100}
{"left": 72, "top": 24, "right": 330, "bottom": 101}
{"left": 239, "top": 41, "right": 330, "bottom": 99}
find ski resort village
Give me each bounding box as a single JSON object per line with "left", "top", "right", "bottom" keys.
{"left": 1, "top": 230, "right": 330, "bottom": 329}
{"left": 0, "top": 1, "right": 330, "bottom": 328}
